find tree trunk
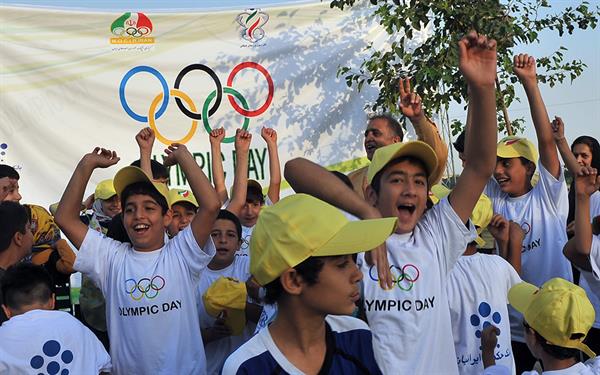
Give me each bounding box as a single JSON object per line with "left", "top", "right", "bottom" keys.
{"left": 495, "top": 77, "right": 513, "bottom": 136}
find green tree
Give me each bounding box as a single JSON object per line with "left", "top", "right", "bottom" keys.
{"left": 330, "top": 0, "right": 599, "bottom": 136}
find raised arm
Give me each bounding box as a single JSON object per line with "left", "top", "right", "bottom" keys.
{"left": 209, "top": 128, "right": 228, "bottom": 206}
{"left": 54, "top": 148, "right": 120, "bottom": 248}
{"left": 163, "top": 143, "right": 220, "bottom": 249}
{"left": 399, "top": 78, "right": 449, "bottom": 184}
{"left": 227, "top": 130, "right": 252, "bottom": 216}
{"left": 449, "top": 32, "right": 498, "bottom": 223}
{"left": 261, "top": 127, "right": 281, "bottom": 204}
{"left": 514, "top": 54, "right": 561, "bottom": 178}
{"left": 507, "top": 221, "right": 524, "bottom": 275}
{"left": 135, "top": 127, "right": 155, "bottom": 179}
{"left": 551, "top": 116, "right": 581, "bottom": 175}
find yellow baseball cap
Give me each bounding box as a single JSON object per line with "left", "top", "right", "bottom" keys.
{"left": 95, "top": 179, "right": 117, "bottom": 200}
{"left": 497, "top": 136, "right": 538, "bottom": 163}
{"left": 250, "top": 194, "right": 397, "bottom": 285}
{"left": 113, "top": 166, "right": 170, "bottom": 206}
{"left": 428, "top": 184, "right": 451, "bottom": 205}
{"left": 367, "top": 141, "right": 438, "bottom": 185}
{"left": 168, "top": 189, "right": 198, "bottom": 209}
{"left": 203, "top": 277, "right": 247, "bottom": 336}
{"left": 509, "top": 278, "right": 596, "bottom": 358}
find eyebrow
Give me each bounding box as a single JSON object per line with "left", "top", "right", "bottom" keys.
{"left": 387, "top": 170, "right": 427, "bottom": 179}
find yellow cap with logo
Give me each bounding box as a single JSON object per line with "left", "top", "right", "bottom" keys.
{"left": 95, "top": 179, "right": 117, "bottom": 200}
{"left": 497, "top": 136, "right": 538, "bottom": 163}
{"left": 113, "top": 166, "right": 170, "bottom": 206}
{"left": 367, "top": 141, "right": 438, "bottom": 186}
{"left": 168, "top": 189, "right": 198, "bottom": 208}
{"left": 203, "top": 277, "right": 247, "bottom": 336}
{"left": 508, "top": 278, "right": 596, "bottom": 358}
{"left": 250, "top": 194, "right": 398, "bottom": 286}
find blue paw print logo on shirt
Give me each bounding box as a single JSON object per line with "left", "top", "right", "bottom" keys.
{"left": 470, "top": 301, "right": 501, "bottom": 338}
{"left": 29, "top": 340, "right": 73, "bottom": 375}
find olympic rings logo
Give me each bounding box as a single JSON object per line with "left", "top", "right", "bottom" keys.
{"left": 125, "top": 275, "right": 166, "bottom": 301}
{"left": 369, "top": 264, "right": 420, "bottom": 291}
{"left": 119, "top": 62, "right": 274, "bottom": 144}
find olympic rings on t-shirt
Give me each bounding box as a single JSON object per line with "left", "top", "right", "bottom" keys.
{"left": 119, "top": 62, "right": 274, "bottom": 144}
{"left": 125, "top": 275, "right": 166, "bottom": 301}
{"left": 369, "top": 264, "right": 420, "bottom": 291}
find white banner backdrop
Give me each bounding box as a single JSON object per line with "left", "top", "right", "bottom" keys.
{"left": 0, "top": 2, "right": 394, "bottom": 208}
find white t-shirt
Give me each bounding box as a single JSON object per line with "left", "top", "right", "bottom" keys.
{"left": 74, "top": 226, "right": 215, "bottom": 375}
{"left": 483, "top": 356, "right": 600, "bottom": 375}
{"left": 197, "top": 256, "right": 254, "bottom": 375}
{"left": 446, "top": 254, "right": 522, "bottom": 375}
{"left": 485, "top": 163, "right": 572, "bottom": 343}
{"left": 233, "top": 197, "right": 273, "bottom": 257}
{"left": 589, "top": 191, "right": 600, "bottom": 221}
{"left": 576, "top": 193, "right": 600, "bottom": 328}
{"left": 358, "top": 197, "right": 477, "bottom": 374}
{"left": 0, "top": 309, "right": 111, "bottom": 374}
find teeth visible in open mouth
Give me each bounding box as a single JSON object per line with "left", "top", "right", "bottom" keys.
{"left": 134, "top": 224, "right": 149, "bottom": 230}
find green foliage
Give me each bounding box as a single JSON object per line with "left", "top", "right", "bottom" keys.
{"left": 330, "top": 0, "right": 599, "bottom": 135}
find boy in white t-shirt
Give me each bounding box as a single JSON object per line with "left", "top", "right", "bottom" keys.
{"left": 198, "top": 209, "right": 262, "bottom": 374}
{"left": 482, "top": 278, "right": 598, "bottom": 375}
{"left": 0, "top": 263, "right": 111, "bottom": 374}
{"left": 285, "top": 31, "right": 498, "bottom": 374}
{"left": 54, "top": 144, "right": 221, "bottom": 374}
{"left": 222, "top": 194, "right": 396, "bottom": 374}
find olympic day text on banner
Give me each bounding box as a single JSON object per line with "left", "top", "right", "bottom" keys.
{"left": 0, "top": 3, "right": 420, "bottom": 208}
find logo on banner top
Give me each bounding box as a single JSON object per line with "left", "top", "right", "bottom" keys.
{"left": 119, "top": 62, "right": 274, "bottom": 144}
{"left": 236, "top": 9, "right": 269, "bottom": 45}
{"left": 110, "top": 12, "right": 155, "bottom": 45}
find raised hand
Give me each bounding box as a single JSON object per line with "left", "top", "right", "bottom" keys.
{"left": 551, "top": 116, "right": 566, "bottom": 143}
{"left": 575, "top": 166, "right": 600, "bottom": 197}
{"left": 458, "top": 31, "right": 497, "bottom": 87}
{"left": 487, "top": 214, "right": 510, "bottom": 244}
{"left": 261, "top": 127, "right": 278, "bottom": 146}
{"left": 234, "top": 129, "right": 252, "bottom": 153}
{"left": 83, "top": 147, "right": 120, "bottom": 169}
{"left": 513, "top": 53, "right": 537, "bottom": 84}
{"left": 135, "top": 127, "right": 155, "bottom": 153}
{"left": 163, "top": 143, "right": 192, "bottom": 167}
{"left": 508, "top": 220, "right": 526, "bottom": 246}
{"left": 398, "top": 78, "right": 424, "bottom": 121}
{"left": 209, "top": 128, "right": 226, "bottom": 146}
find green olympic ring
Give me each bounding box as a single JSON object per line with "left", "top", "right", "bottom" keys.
{"left": 202, "top": 87, "right": 249, "bottom": 144}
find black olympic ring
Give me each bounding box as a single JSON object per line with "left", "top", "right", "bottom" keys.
{"left": 125, "top": 275, "right": 166, "bottom": 300}
{"left": 173, "top": 64, "right": 223, "bottom": 120}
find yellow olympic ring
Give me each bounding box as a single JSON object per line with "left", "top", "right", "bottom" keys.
{"left": 148, "top": 89, "right": 198, "bottom": 145}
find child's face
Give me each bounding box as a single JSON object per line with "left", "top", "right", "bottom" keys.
{"left": 572, "top": 143, "right": 593, "bottom": 167}
{"left": 301, "top": 255, "right": 362, "bottom": 315}
{"left": 240, "top": 200, "right": 262, "bottom": 227}
{"left": 494, "top": 157, "right": 530, "bottom": 196}
{"left": 210, "top": 219, "right": 240, "bottom": 267}
{"left": 0, "top": 178, "right": 21, "bottom": 203}
{"left": 369, "top": 160, "right": 428, "bottom": 234}
{"left": 167, "top": 202, "right": 196, "bottom": 237}
{"left": 101, "top": 195, "right": 121, "bottom": 218}
{"left": 122, "top": 194, "right": 171, "bottom": 251}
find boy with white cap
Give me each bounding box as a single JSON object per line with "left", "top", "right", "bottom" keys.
{"left": 222, "top": 194, "right": 396, "bottom": 374}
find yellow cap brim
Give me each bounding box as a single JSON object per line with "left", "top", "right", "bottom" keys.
{"left": 474, "top": 236, "right": 486, "bottom": 247}
{"left": 508, "top": 281, "right": 538, "bottom": 315}
{"left": 314, "top": 216, "right": 397, "bottom": 256}
{"left": 367, "top": 141, "right": 438, "bottom": 185}
{"left": 114, "top": 166, "right": 170, "bottom": 205}
{"left": 168, "top": 189, "right": 198, "bottom": 208}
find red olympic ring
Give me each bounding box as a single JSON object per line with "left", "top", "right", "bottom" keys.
{"left": 227, "top": 62, "right": 274, "bottom": 117}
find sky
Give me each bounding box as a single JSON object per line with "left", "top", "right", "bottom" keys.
{"left": 2, "top": 0, "right": 599, "bottom": 175}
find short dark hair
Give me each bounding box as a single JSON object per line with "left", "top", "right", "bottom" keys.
{"left": 217, "top": 210, "right": 242, "bottom": 240}
{"left": 120, "top": 182, "right": 169, "bottom": 215}
{"left": 0, "top": 164, "right": 19, "bottom": 180}
{"left": 246, "top": 187, "right": 265, "bottom": 205}
{"left": 1, "top": 263, "right": 53, "bottom": 310}
{"left": 368, "top": 113, "right": 404, "bottom": 140}
{"left": 172, "top": 201, "right": 198, "bottom": 213}
{"left": 331, "top": 171, "right": 354, "bottom": 190}
{"left": 264, "top": 256, "right": 326, "bottom": 304}
{"left": 370, "top": 156, "right": 429, "bottom": 194}
{"left": 453, "top": 131, "right": 466, "bottom": 153}
{"left": 130, "top": 159, "right": 169, "bottom": 181}
{"left": 0, "top": 201, "right": 29, "bottom": 253}
{"left": 534, "top": 331, "right": 582, "bottom": 360}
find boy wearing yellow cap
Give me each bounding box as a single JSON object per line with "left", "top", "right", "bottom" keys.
{"left": 166, "top": 188, "right": 198, "bottom": 237}
{"left": 222, "top": 194, "right": 396, "bottom": 374}
{"left": 484, "top": 54, "right": 572, "bottom": 372}
{"left": 482, "top": 278, "right": 598, "bottom": 375}
{"left": 285, "top": 32, "right": 498, "bottom": 374}
{"left": 54, "top": 144, "right": 221, "bottom": 374}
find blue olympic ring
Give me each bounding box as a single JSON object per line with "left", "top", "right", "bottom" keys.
{"left": 119, "top": 66, "right": 169, "bottom": 122}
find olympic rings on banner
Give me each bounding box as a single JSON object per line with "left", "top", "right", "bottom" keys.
{"left": 119, "top": 62, "right": 274, "bottom": 144}
{"left": 125, "top": 275, "right": 165, "bottom": 301}
{"left": 369, "top": 264, "right": 420, "bottom": 291}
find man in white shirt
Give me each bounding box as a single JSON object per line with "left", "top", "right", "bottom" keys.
{"left": 0, "top": 263, "right": 111, "bottom": 374}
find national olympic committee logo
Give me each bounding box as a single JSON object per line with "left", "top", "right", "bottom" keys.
{"left": 119, "top": 62, "right": 274, "bottom": 144}
{"left": 369, "top": 264, "right": 420, "bottom": 291}
{"left": 110, "top": 12, "right": 155, "bottom": 45}
{"left": 125, "top": 275, "right": 165, "bottom": 301}
{"left": 236, "top": 9, "right": 269, "bottom": 43}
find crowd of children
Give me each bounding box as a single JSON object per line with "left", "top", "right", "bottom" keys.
{"left": 0, "top": 31, "right": 599, "bottom": 375}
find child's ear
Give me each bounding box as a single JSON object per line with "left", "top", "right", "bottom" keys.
{"left": 365, "top": 185, "right": 378, "bottom": 207}
{"left": 12, "top": 231, "right": 23, "bottom": 247}
{"left": 279, "top": 269, "right": 304, "bottom": 297}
